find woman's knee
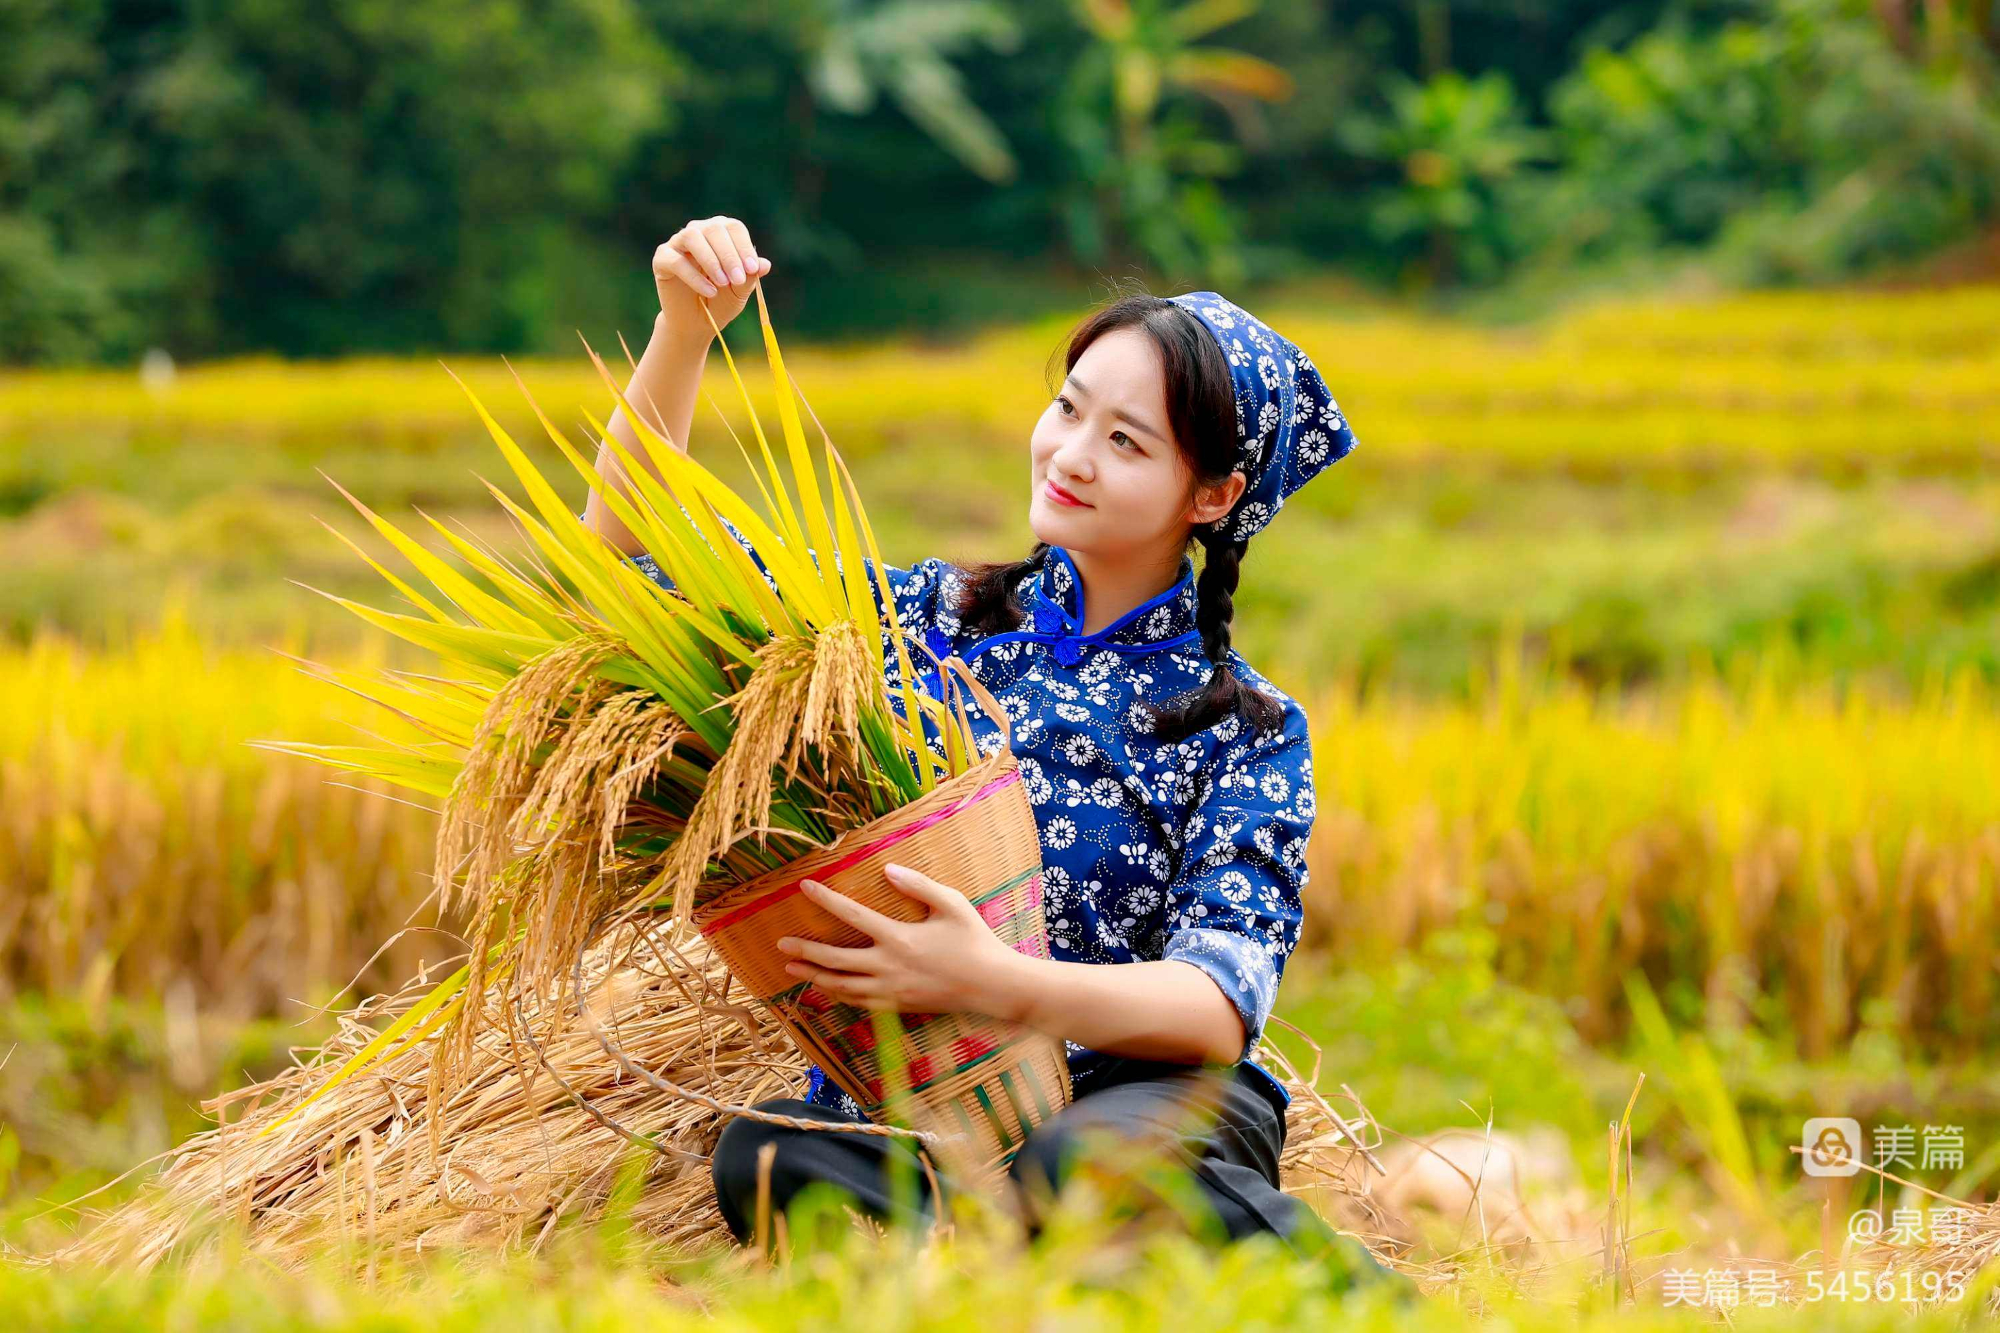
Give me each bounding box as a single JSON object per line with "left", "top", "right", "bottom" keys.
{"left": 1006, "top": 1118, "right": 1071, "bottom": 1196}
{"left": 1007, "top": 1110, "right": 1129, "bottom": 1198}
{"left": 710, "top": 1099, "right": 816, "bottom": 1208}
{"left": 1007, "top": 1101, "right": 1206, "bottom": 1232}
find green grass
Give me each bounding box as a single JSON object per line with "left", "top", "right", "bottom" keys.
{"left": 10, "top": 944, "right": 1999, "bottom": 1326}
{"left": 4, "top": 1229, "right": 1989, "bottom": 1332}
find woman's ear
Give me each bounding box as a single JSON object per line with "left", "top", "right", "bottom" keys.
{"left": 1188, "top": 469, "right": 1248, "bottom": 526}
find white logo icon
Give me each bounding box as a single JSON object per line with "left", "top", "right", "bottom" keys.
{"left": 1802, "top": 1118, "right": 1862, "bottom": 1177}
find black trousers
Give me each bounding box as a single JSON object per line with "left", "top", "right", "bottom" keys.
{"left": 709, "top": 1054, "right": 1340, "bottom": 1259}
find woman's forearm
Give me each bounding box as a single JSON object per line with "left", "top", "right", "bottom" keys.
{"left": 583, "top": 311, "right": 716, "bottom": 555}
{"left": 988, "top": 951, "right": 1248, "bottom": 1068}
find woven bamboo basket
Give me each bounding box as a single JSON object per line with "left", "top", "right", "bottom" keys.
{"left": 691, "top": 656, "right": 1068, "bottom": 1174}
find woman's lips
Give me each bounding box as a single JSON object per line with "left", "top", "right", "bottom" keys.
{"left": 1044, "top": 480, "right": 1090, "bottom": 508}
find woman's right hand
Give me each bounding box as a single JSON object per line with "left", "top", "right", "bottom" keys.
{"left": 654, "top": 217, "right": 771, "bottom": 339}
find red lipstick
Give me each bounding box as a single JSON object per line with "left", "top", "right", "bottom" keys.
{"left": 1044, "top": 480, "right": 1089, "bottom": 508}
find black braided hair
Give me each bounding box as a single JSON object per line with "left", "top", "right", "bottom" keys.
{"left": 950, "top": 284, "right": 1287, "bottom": 741}
{"left": 1138, "top": 529, "right": 1283, "bottom": 743}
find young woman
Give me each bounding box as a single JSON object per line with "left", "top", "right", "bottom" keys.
{"left": 583, "top": 217, "right": 1381, "bottom": 1276}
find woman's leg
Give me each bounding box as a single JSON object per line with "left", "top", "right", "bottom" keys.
{"left": 1005, "top": 1058, "right": 1410, "bottom": 1293}
{"left": 1005, "top": 1057, "right": 1306, "bottom": 1248}
{"left": 709, "top": 1097, "right": 950, "bottom": 1244}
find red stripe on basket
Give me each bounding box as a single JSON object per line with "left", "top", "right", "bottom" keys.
{"left": 952, "top": 1033, "right": 997, "bottom": 1065}
{"left": 697, "top": 769, "right": 1024, "bottom": 936}
{"left": 864, "top": 1042, "right": 1015, "bottom": 1104}
{"left": 975, "top": 870, "right": 1042, "bottom": 931}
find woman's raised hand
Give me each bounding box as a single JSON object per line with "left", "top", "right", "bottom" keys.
{"left": 653, "top": 216, "right": 772, "bottom": 338}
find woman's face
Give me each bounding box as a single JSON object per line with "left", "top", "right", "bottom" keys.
{"left": 1027, "top": 327, "right": 1241, "bottom": 561}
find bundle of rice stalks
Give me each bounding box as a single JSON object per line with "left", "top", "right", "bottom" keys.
{"left": 237, "top": 284, "right": 992, "bottom": 1147}
{"left": 35, "top": 287, "right": 1402, "bottom": 1273}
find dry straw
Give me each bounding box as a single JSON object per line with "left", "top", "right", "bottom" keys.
{"left": 39, "top": 912, "right": 1396, "bottom": 1273}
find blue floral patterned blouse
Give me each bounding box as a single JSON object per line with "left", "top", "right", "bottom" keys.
{"left": 607, "top": 526, "right": 1312, "bottom": 1115}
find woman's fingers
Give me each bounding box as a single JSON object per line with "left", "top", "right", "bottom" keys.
{"left": 679, "top": 227, "right": 730, "bottom": 292}
{"left": 778, "top": 936, "right": 878, "bottom": 972}
{"left": 801, "top": 879, "right": 905, "bottom": 941}
{"left": 702, "top": 220, "right": 750, "bottom": 288}
{"left": 654, "top": 219, "right": 769, "bottom": 316}
{"left": 790, "top": 962, "right": 884, "bottom": 1005}
{"left": 882, "top": 863, "right": 970, "bottom": 916}
{"left": 654, "top": 241, "right": 715, "bottom": 297}
{"left": 722, "top": 218, "right": 762, "bottom": 284}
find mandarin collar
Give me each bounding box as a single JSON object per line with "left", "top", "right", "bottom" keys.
{"left": 915, "top": 544, "right": 1204, "bottom": 694}
{"left": 1020, "top": 545, "right": 1201, "bottom": 656}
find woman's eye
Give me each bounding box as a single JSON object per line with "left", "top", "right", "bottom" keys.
{"left": 1112, "top": 431, "right": 1137, "bottom": 451}
{"left": 1056, "top": 396, "right": 1075, "bottom": 416}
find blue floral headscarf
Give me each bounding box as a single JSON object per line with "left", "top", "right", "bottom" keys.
{"left": 1165, "top": 291, "right": 1357, "bottom": 542}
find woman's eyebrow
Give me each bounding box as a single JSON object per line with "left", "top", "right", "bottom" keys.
{"left": 1064, "top": 373, "right": 1165, "bottom": 444}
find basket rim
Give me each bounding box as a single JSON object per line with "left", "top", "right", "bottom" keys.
{"left": 691, "top": 743, "right": 1022, "bottom": 932}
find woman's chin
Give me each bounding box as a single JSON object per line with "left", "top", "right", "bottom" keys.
{"left": 1029, "top": 496, "right": 1095, "bottom": 547}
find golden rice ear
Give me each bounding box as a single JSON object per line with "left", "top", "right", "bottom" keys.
{"left": 424, "top": 635, "right": 633, "bottom": 1082}
{"left": 795, "top": 619, "right": 871, "bottom": 768}
{"left": 651, "top": 634, "right": 818, "bottom": 924}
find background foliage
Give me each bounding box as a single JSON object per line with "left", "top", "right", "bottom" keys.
{"left": 4, "top": 0, "right": 1997, "bottom": 362}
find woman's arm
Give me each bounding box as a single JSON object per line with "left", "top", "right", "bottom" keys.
{"left": 581, "top": 312, "right": 715, "bottom": 556}
{"left": 775, "top": 865, "right": 1251, "bottom": 1070}
{"left": 583, "top": 216, "right": 772, "bottom": 556}
{"left": 990, "top": 954, "right": 1249, "bottom": 1067}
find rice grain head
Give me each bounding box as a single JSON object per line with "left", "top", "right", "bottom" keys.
{"left": 429, "top": 632, "right": 665, "bottom": 1092}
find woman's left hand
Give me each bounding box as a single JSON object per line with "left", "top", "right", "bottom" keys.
{"left": 775, "top": 864, "right": 1017, "bottom": 1015}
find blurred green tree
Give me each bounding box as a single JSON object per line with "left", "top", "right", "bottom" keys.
{"left": 4, "top": 0, "right": 1998, "bottom": 362}
{"left": 1529, "top": 0, "right": 2000, "bottom": 283}
{"left": 806, "top": 0, "right": 1024, "bottom": 184}
{"left": 1052, "top": 0, "right": 1295, "bottom": 287}
{"left": 0, "top": 0, "right": 676, "bottom": 360}
{"left": 1341, "top": 69, "right": 1552, "bottom": 287}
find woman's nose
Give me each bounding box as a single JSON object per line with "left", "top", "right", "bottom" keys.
{"left": 1050, "top": 435, "right": 1095, "bottom": 482}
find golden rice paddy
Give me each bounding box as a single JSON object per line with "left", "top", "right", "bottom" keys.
{"left": 3, "top": 285, "right": 1993, "bottom": 473}
{"left": 7, "top": 620, "right": 1993, "bottom": 1056}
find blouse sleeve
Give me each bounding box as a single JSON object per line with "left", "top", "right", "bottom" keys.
{"left": 1160, "top": 697, "right": 1314, "bottom": 1063}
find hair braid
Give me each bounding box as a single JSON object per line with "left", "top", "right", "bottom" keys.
{"left": 1194, "top": 530, "right": 1240, "bottom": 661}
{"left": 1142, "top": 529, "right": 1283, "bottom": 743}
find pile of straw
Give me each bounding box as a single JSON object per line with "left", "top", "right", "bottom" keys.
{"left": 45, "top": 914, "right": 1395, "bottom": 1273}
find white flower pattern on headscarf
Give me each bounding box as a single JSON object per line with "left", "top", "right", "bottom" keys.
{"left": 1167, "top": 291, "right": 1358, "bottom": 541}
